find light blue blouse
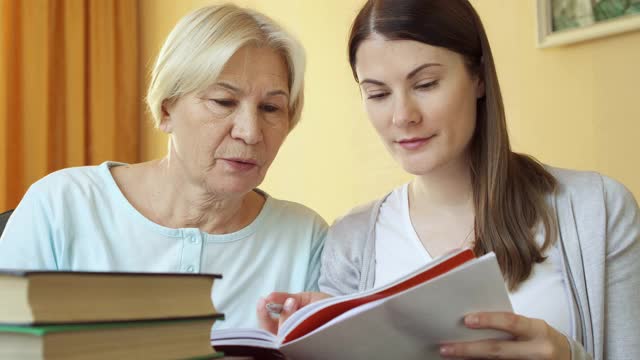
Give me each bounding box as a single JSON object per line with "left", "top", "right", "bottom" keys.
{"left": 0, "top": 162, "right": 327, "bottom": 329}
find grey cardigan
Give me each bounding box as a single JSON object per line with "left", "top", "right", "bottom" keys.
{"left": 318, "top": 167, "right": 640, "bottom": 360}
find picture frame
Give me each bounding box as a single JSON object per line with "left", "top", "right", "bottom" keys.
{"left": 536, "top": 0, "right": 640, "bottom": 48}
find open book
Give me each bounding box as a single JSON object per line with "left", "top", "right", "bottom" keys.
{"left": 211, "top": 249, "right": 513, "bottom": 359}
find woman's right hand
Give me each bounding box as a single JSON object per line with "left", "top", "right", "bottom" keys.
{"left": 257, "top": 291, "right": 331, "bottom": 334}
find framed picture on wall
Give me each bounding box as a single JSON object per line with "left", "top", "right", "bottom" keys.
{"left": 537, "top": 0, "right": 640, "bottom": 47}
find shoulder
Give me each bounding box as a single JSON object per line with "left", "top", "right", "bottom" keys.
{"left": 261, "top": 195, "right": 328, "bottom": 243}
{"left": 265, "top": 196, "right": 327, "bottom": 227}
{"left": 546, "top": 165, "right": 604, "bottom": 195}
{"left": 325, "top": 191, "right": 391, "bottom": 249}
{"left": 546, "top": 165, "right": 638, "bottom": 258}
{"left": 30, "top": 162, "right": 116, "bottom": 192}
{"left": 26, "top": 162, "right": 116, "bottom": 203}
{"left": 331, "top": 199, "right": 380, "bottom": 232}
{"left": 260, "top": 196, "right": 328, "bottom": 254}
{"left": 331, "top": 186, "right": 402, "bottom": 230}
{"left": 546, "top": 165, "right": 637, "bottom": 209}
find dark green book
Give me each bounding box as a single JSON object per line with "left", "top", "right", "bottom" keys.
{"left": 0, "top": 317, "right": 223, "bottom": 360}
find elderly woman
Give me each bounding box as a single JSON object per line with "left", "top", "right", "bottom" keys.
{"left": 0, "top": 4, "right": 326, "bottom": 329}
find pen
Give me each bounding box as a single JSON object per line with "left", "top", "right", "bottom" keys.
{"left": 266, "top": 302, "right": 283, "bottom": 315}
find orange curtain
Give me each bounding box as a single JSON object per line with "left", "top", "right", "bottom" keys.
{"left": 0, "top": 0, "right": 140, "bottom": 210}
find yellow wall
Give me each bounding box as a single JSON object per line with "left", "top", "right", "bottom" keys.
{"left": 140, "top": 0, "right": 640, "bottom": 223}
{"left": 472, "top": 0, "right": 640, "bottom": 202}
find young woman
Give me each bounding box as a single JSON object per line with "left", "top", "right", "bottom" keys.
{"left": 259, "top": 0, "right": 640, "bottom": 358}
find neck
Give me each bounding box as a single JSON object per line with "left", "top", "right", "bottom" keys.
{"left": 410, "top": 155, "right": 474, "bottom": 214}
{"left": 142, "top": 157, "right": 262, "bottom": 234}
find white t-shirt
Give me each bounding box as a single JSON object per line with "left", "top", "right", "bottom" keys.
{"left": 374, "top": 184, "right": 576, "bottom": 337}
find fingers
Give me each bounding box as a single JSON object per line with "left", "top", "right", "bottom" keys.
{"left": 258, "top": 292, "right": 332, "bottom": 334}
{"left": 440, "top": 338, "right": 552, "bottom": 359}
{"left": 258, "top": 292, "right": 314, "bottom": 334}
{"left": 257, "top": 297, "right": 279, "bottom": 334}
{"left": 263, "top": 291, "right": 330, "bottom": 309}
{"left": 463, "top": 312, "right": 541, "bottom": 339}
{"left": 278, "top": 297, "right": 300, "bottom": 328}
{"left": 263, "top": 292, "right": 297, "bottom": 305}
{"left": 308, "top": 291, "right": 332, "bottom": 303}
{"left": 441, "top": 313, "right": 571, "bottom": 360}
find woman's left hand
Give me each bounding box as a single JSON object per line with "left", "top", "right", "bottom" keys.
{"left": 439, "top": 312, "right": 571, "bottom": 359}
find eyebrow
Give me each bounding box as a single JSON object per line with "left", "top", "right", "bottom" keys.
{"left": 359, "top": 63, "right": 442, "bottom": 86}
{"left": 215, "top": 82, "right": 242, "bottom": 93}
{"left": 215, "top": 82, "right": 289, "bottom": 99}
{"left": 266, "top": 90, "right": 289, "bottom": 99}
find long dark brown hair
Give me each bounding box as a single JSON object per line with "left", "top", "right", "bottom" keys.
{"left": 349, "top": 0, "right": 557, "bottom": 290}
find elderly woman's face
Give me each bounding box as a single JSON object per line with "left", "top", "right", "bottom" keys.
{"left": 162, "top": 46, "right": 290, "bottom": 195}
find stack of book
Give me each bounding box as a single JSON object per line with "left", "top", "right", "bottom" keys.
{"left": 0, "top": 270, "right": 224, "bottom": 359}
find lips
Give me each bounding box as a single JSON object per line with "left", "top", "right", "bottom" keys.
{"left": 218, "top": 158, "right": 259, "bottom": 172}
{"left": 395, "top": 135, "right": 436, "bottom": 150}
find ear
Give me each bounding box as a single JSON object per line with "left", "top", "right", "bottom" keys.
{"left": 158, "top": 100, "right": 174, "bottom": 134}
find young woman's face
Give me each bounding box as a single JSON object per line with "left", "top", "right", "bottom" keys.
{"left": 354, "top": 35, "right": 484, "bottom": 175}
{"left": 161, "top": 45, "right": 291, "bottom": 195}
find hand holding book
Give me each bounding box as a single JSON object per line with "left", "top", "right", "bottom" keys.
{"left": 438, "top": 311, "right": 571, "bottom": 359}
{"left": 254, "top": 250, "right": 572, "bottom": 360}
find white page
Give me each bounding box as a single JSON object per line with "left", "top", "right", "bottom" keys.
{"left": 314, "top": 297, "right": 388, "bottom": 332}
{"left": 210, "top": 327, "right": 277, "bottom": 348}
{"left": 278, "top": 248, "right": 469, "bottom": 339}
{"left": 280, "top": 253, "right": 512, "bottom": 360}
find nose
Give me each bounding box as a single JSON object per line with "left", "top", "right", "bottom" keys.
{"left": 230, "top": 104, "right": 263, "bottom": 145}
{"left": 392, "top": 93, "right": 422, "bottom": 127}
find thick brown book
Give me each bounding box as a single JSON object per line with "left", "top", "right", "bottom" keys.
{"left": 0, "top": 270, "right": 222, "bottom": 324}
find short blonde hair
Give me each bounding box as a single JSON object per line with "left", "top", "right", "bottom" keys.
{"left": 146, "top": 4, "right": 306, "bottom": 129}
